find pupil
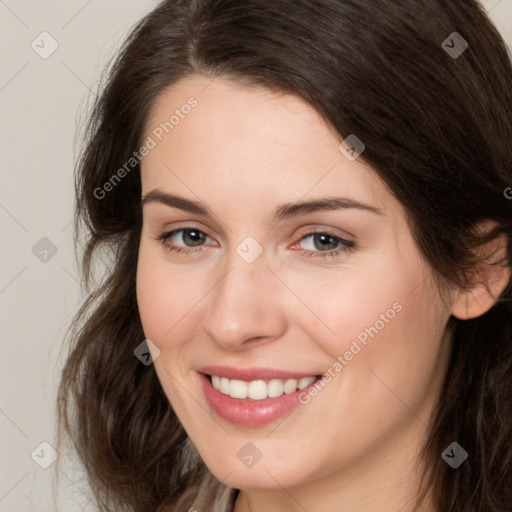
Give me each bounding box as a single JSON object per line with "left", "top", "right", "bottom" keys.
{"left": 185, "top": 230, "right": 203, "bottom": 246}
{"left": 315, "top": 234, "right": 336, "bottom": 250}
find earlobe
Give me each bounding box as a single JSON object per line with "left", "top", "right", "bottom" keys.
{"left": 451, "top": 224, "right": 511, "bottom": 321}
{"left": 452, "top": 273, "right": 509, "bottom": 320}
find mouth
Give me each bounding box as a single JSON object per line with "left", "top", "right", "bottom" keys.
{"left": 197, "top": 371, "right": 323, "bottom": 426}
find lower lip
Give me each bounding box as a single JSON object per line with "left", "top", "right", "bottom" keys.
{"left": 198, "top": 372, "right": 319, "bottom": 427}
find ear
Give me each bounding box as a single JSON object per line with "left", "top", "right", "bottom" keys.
{"left": 451, "top": 220, "right": 511, "bottom": 320}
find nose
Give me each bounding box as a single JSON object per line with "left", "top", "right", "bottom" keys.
{"left": 202, "top": 252, "right": 287, "bottom": 351}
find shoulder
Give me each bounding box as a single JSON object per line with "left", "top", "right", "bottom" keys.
{"left": 188, "top": 468, "right": 239, "bottom": 512}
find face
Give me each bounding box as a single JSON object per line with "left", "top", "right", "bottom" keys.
{"left": 136, "top": 75, "right": 453, "bottom": 492}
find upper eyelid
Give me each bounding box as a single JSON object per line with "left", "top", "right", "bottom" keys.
{"left": 153, "top": 213, "right": 356, "bottom": 240}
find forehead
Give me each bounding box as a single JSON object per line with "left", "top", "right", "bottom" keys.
{"left": 140, "top": 75, "right": 395, "bottom": 217}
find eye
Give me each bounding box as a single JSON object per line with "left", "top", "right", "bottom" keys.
{"left": 154, "top": 226, "right": 355, "bottom": 260}
{"left": 293, "top": 230, "right": 355, "bottom": 260}
{"left": 156, "top": 227, "right": 214, "bottom": 255}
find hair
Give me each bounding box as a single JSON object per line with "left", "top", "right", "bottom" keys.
{"left": 55, "top": 0, "right": 512, "bottom": 511}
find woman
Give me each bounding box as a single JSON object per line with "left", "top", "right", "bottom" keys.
{"left": 56, "top": 0, "right": 512, "bottom": 511}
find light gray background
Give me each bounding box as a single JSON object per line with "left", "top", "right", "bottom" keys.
{"left": 1, "top": 1, "right": 511, "bottom": 510}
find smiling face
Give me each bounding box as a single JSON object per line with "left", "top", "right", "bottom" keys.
{"left": 136, "top": 75, "right": 454, "bottom": 498}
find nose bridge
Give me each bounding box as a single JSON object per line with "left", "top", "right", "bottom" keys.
{"left": 202, "top": 244, "right": 285, "bottom": 349}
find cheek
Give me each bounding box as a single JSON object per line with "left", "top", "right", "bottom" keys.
{"left": 287, "top": 271, "right": 449, "bottom": 463}
{"left": 136, "top": 253, "right": 166, "bottom": 341}
{"left": 323, "top": 276, "right": 448, "bottom": 430}
{"left": 135, "top": 242, "right": 213, "bottom": 361}
{"left": 136, "top": 244, "right": 187, "bottom": 345}
{"left": 286, "top": 256, "right": 412, "bottom": 359}
{"left": 135, "top": 246, "right": 200, "bottom": 411}
{"left": 293, "top": 249, "right": 447, "bottom": 392}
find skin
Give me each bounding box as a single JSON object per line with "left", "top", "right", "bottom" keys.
{"left": 135, "top": 75, "right": 507, "bottom": 512}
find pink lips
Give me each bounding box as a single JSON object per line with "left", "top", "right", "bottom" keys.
{"left": 196, "top": 365, "right": 321, "bottom": 427}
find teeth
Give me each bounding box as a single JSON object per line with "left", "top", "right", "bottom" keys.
{"left": 283, "top": 379, "right": 298, "bottom": 394}
{"left": 268, "top": 379, "right": 284, "bottom": 398}
{"left": 210, "top": 375, "right": 317, "bottom": 400}
{"left": 248, "top": 380, "right": 267, "bottom": 400}
{"left": 230, "top": 379, "right": 248, "bottom": 399}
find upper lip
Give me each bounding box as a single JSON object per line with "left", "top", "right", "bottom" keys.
{"left": 197, "top": 365, "right": 321, "bottom": 381}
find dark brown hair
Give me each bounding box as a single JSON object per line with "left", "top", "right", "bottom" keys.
{"left": 56, "top": 1, "right": 512, "bottom": 510}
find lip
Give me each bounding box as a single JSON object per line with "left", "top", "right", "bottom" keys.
{"left": 197, "top": 370, "right": 322, "bottom": 427}
{"left": 197, "top": 365, "right": 320, "bottom": 382}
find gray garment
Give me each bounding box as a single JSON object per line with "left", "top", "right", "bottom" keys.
{"left": 189, "top": 469, "right": 239, "bottom": 512}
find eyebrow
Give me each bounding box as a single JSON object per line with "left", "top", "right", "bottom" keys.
{"left": 141, "top": 189, "right": 383, "bottom": 222}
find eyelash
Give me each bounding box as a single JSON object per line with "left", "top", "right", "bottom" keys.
{"left": 155, "top": 227, "right": 356, "bottom": 260}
